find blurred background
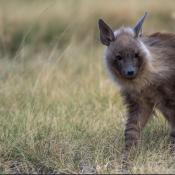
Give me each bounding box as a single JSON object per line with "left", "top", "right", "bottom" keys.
{"left": 0, "top": 0, "right": 174, "bottom": 56}
{"left": 0, "top": 0, "right": 175, "bottom": 174}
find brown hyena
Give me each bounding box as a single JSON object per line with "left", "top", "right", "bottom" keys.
{"left": 98, "top": 12, "right": 175, "bottom": 169}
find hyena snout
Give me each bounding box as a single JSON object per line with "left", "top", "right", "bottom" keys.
{"left": 122, "top": 65, "right": 137, "bottom": 79}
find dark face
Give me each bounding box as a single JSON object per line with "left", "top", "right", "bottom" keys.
{"left": 106, "top": 34, "right": 143, "bottom": 80}
{"left": 98, "top": 14, "right": 148, "bottom": 81}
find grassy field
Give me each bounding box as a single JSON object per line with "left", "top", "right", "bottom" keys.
{"left": 0, "top": 0, "right": 175, "bottom": 173}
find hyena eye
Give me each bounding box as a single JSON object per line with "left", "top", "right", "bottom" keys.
{"left": 115, "top": 55, "right": 122, "bottom": 61}
{"left": 135, "top": 53, "right": 139, "bottom": 58}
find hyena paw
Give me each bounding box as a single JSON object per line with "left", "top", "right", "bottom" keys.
{"left": 121, "top": 153, "right": 133, "bottom": 173}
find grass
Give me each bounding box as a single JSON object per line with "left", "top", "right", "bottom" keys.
{"left": 0, "top": 0, "right": 175, "bottom": 173}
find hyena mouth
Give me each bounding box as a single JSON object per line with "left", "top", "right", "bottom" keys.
{"left": 125, "top": 76, "right": 136, "bottom": 80}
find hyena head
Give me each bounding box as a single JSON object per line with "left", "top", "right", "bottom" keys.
{"left": 98, "top": 12, "right": 152, "bottom": 90}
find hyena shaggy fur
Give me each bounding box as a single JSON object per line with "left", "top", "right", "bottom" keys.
{"left": 98, "top": 12, "right": 175, "bottom": 167}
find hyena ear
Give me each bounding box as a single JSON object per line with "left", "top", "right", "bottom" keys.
{"left": 133, "top": 12, "right": 148, "bottom": 38}
{"left": 98, "top": 19, "right": 115, "bottom": 46}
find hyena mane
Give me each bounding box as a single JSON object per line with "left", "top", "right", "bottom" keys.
{"left": 98, "top": 12, "right": 175, "bottom": 169}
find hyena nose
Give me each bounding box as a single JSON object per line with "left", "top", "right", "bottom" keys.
{"left": 127, "top": 70, "right": 134, "bottom": 76}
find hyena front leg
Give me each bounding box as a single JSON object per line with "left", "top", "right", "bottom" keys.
{"left": 122, "top": 96, "right": 153, "bottom": 170}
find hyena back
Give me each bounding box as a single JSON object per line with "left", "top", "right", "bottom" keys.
{"left": 98, "top": 12, "right": 175, "bottom": 168}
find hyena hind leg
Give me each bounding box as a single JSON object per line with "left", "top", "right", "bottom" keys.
{"left": 169, "top": 125, "right": 175, "bottom": 153}
{"left": 169, "top": 121, "right": 175, "bottom": 152}
{"left": 161, "top": 109, "right": 175, "bottom": 152}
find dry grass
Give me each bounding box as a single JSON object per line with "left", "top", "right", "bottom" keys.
{"left": 0, "top": 0, "right": 175, "bottom": 173}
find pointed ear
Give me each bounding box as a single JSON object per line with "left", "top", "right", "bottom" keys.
{"left": 98, "top": 19, "right": 115, "bottom": 46}
{"left": 133, "top": 12, "right": 148, "bottom": 38}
